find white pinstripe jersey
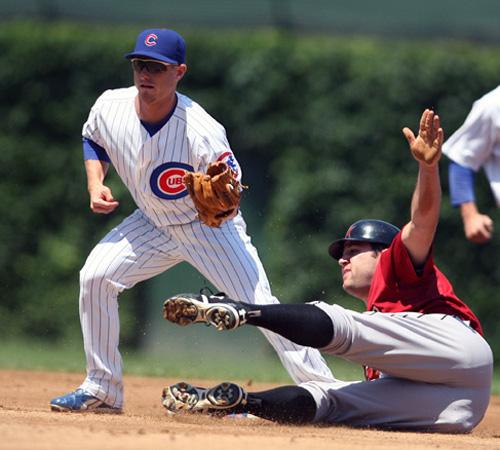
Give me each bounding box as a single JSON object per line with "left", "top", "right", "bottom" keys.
{"left": 82, "top": 86, "right": 242, "bottom": 226}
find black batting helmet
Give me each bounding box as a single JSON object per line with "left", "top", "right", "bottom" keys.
{"left": 328, "top": 219, "right": 400, "bottom": 260}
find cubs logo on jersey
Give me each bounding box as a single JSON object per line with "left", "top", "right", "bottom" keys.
{"left": 217, "top": 151, "right": 241, "bottom": 179}
{"left": 150, "top": 162, "right": 194, "bottom": 200}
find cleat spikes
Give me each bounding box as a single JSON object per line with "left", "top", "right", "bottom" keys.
{"left": 162, "top": 381, "right": 247, "bottom": 415}
{"left": 162, "top": 293, "right": 247, "bottom": 331}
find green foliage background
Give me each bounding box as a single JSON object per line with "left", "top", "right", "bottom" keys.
{"left": 0, "top": 22, "right": 498, "bottom": 360}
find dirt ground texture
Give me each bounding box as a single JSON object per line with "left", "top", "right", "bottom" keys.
{"left": 0, "top": 370, "right": 499, "bottom": 450}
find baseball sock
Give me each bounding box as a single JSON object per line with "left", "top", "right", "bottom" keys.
{"left": 230, "top": 386, "right": 317, "bottom": 424}
{"left": 241, "top": 303, "right": 334, "bottom": 348}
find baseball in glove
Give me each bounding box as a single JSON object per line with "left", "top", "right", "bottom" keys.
{"left": 184, "top": 161, "right": 246, "bottom": 227}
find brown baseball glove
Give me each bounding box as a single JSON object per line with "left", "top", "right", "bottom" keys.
{"left": 184, "top": 161, "right": 245, "bottom": 227}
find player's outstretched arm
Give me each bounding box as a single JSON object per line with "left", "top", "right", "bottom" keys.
{"left": 401, "top": 109, "right": 444, "bottom": 267}
{"left": 84, "top": 160, "right": 119, "bottom": 214}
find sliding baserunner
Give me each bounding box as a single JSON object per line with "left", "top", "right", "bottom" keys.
{"left": 161, "top": 109, "right": 492, "bottom": 433}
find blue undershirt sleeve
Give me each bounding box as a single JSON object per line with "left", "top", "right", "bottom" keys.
{"left": 83, "top": 137, "right": 111, "bottom": 163}
{"left": 448, "top": 160, "right": 475, "bottom": 206}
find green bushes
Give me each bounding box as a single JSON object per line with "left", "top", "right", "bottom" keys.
{"left": 0, "top": 22, "right": 498, "bottom": 357}
{"left": 0, "top": 22, "right": 137, "bottom": 342}
{"left": 262, "top": 39, "right": 500, "bottom": 355}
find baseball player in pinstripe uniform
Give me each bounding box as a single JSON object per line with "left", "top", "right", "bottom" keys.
{"left": 50, "top": 28, "right": 334, "bottom": 413}
{"left": 443, "top": 86, "right": 500, "bottom": 243}
{"left": 161, "top": 110, "right": 492, "bottom": 433}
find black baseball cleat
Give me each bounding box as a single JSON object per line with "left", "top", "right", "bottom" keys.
{"left": 162, "top": 292, "right": 249, "bottom": 331}
{"left": 161, "top": 381, "right": 248, "bottom": 415}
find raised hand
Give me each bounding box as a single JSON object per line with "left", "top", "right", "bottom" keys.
{"left": 402, "top": 109, "right": 444, "bottom": 166}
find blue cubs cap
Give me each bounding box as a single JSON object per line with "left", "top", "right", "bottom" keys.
{"left": 125, "top": 29, "right": 186, "bottom": 64}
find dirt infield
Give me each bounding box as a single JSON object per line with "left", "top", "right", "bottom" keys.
{"left": 0, "top": 370, "right": 499, "bottom": 450}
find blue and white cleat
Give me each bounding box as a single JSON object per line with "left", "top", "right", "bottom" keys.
{"left": 50, "top": 389, "right": 122, "bottom": 413}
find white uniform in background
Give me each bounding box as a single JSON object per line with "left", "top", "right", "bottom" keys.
{"left": 79, "top": 87, "right": 334, "bottom": 408}
{"left": 443, "top": 85, "right": 500, "bottom": 206}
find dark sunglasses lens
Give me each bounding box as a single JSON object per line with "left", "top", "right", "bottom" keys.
{"left": 146, "top": 61, "right": 167, "bottom": 73}
{"left": 132, "top": 60, "right": 166, "bottom": 73}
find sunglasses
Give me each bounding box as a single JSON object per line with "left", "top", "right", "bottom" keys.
{"left": 131, "top": 58, "right": 177, "bottom": 74}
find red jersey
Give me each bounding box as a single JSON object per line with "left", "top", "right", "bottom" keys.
{"left": 366, "top": 232, "right": 483, "bottom": 335}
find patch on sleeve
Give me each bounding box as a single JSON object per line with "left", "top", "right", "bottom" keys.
{"left": 216, "top": 151, "right": 241, "bottom": 178}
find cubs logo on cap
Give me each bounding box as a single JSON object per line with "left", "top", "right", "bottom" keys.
{"left": 150, "top": 162, "right": 194, "bottom": 200}
{"left": 144, "top": 33, "right": 158, "bottom": 47}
